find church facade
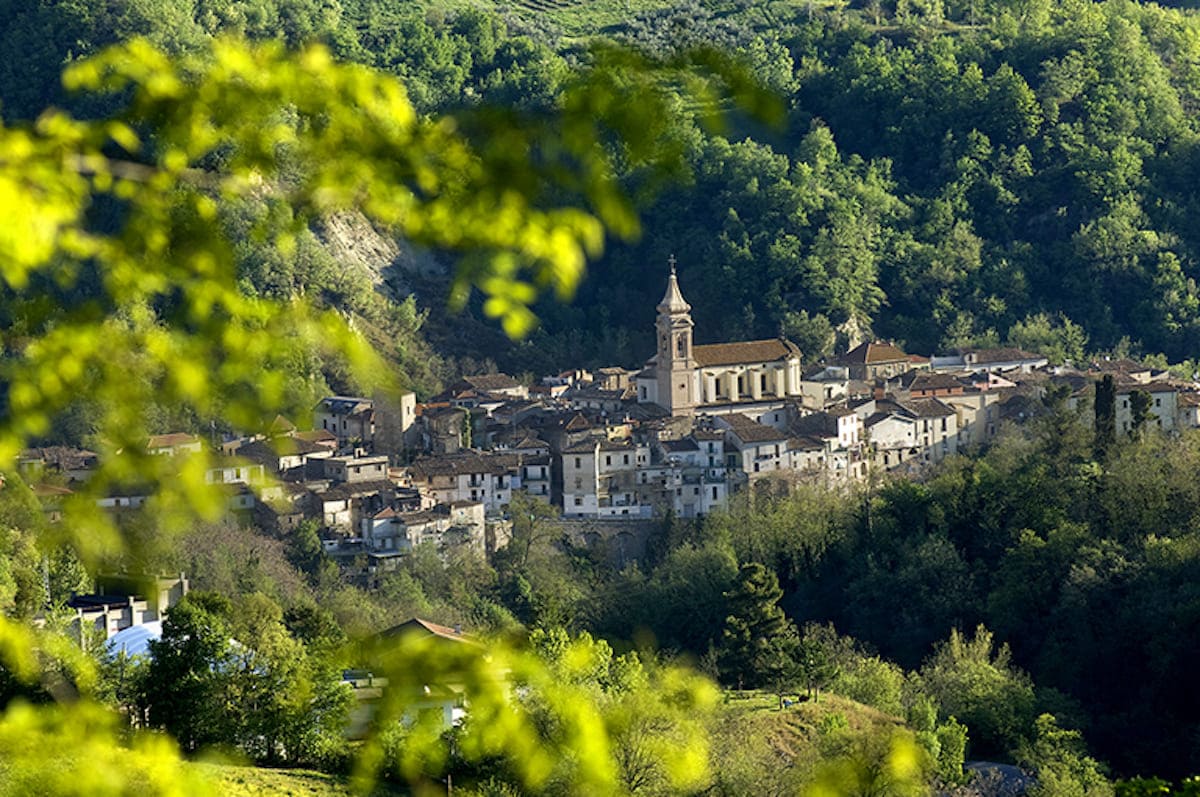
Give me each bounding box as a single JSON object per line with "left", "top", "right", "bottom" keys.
{"left": 636, "top": 262, "right": 805, "bottom": 416}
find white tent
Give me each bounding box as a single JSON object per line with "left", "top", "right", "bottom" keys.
{"left": 104, "top": 621, "right": 162, "bottom": 659}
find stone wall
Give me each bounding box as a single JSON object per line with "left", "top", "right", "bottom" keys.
{"left": 558, "top": 518, "right": 662, "bottom": 568}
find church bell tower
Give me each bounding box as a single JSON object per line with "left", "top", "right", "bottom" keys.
{"left": 655, "top": 256, "right": 698, "bottom": 415}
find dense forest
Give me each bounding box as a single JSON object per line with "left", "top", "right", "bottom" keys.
{"left": 9, "top": 0, "right": 1200, "bottom": 386}
{"left": 4, "top": 0, "right": 1200, "bottom": 793}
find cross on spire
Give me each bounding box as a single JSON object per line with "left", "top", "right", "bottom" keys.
{"left": 668, "top": 254, "right": 677, "bottom": 276}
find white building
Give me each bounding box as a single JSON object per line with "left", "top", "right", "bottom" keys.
{"left": 635, "top": 261, "right": 805, "bottom": 416}
{"left": 562, "top": 440, "right": 652, "bottom": 518}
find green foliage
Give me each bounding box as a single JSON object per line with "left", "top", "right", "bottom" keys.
{"left": 932, "top": 716, "right": 969, "bottom": 786}
{"left": 1007, "top": 313, "right": 1088, "bottom": 365}
{"left": 357, "top": 628, "right": 719, "bottom": 794}
{"left": 918, "top": 625, "right": 1036, "bottom": 759}
{"left": 0, "top": 700, "right": 217, "bottom": 796}
{"left": 1095, "top": 375, "right": 1117, "bottom": 459}
{"left": 719, "top": 562, "right": 798, "bottom": 688}
{"left": 135, "top": 591, "right": 351, "bottom": 766}
{"left": 1019, "top": 714, "right": 1113, "bottom": 797}
{"left": 142, "top": 591, "right": 238, "bottom": 752}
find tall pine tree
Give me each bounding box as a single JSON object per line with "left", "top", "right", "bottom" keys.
{"left": 719, "top": 563, "right": 799, "bottom": 688}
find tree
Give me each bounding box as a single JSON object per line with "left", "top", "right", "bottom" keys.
{"left": 498, "top": 492, "right": 562, "bottom": 572}
{"left": 719, "top": 562, "right": 799, "bottom": 688}
{"left": 1129, "top": 390, "right": 1154, "bottom": 436}
{"left": 918, "top": 625, "right": 1037, "bottom": 759}
{"left": 1095, "top": 375, "right": 1117, "bottom": 459}
{"left": 797, "top": 624, "right": 841, "bottom": 701}
{"left": 141, "top": 592, "right": 237, "bottom": 752}
{"left": 1018, "top": 714, "right": 1113, "bottom": 797}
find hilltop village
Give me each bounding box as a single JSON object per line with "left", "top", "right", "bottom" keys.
{"left": 23, "top": 266, "right": 1200, "bottom": 576}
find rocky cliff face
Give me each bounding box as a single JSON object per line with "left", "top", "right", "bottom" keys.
{"left": 314, "top": 211, "right": 446, "bottom": 302}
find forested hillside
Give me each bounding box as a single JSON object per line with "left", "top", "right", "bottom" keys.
{"left": 10, "top": 0, "right": 1200, "bottom": 382}
{"left": 5, "top": 0, "right": 1200, "bottom": 792}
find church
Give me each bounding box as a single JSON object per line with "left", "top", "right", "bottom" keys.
{"left": 635, "top": 259, "right": 805, "bottom": 417}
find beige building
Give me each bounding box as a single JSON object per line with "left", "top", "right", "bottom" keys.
{"left": 636, "top": 261, "right": 805, "bottom": 416}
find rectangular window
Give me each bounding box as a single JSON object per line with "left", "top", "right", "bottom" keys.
{"left": 605, "top": 455, "right": 611, "bottom": 466}
{"left": 574, "top": 457, "right": 581, "bottom": 469}
{"left": 623, "top": 454, "right": 629, "bottom": 465}
{"left": 574, "top": 497, "right": 582, "bottom": 506}
{"left": 712, "top": 486, "right": 718, "bottom": 500}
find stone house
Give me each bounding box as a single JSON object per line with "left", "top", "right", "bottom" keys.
{"left": 315, "top": 396, "right": 376, "bottom": 448}
{"left": 837, "top": 341, "right": 911, "bottom": 381}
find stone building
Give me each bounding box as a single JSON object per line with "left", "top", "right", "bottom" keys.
{"left": 636, "top": 260, "right": 805, "bottom": 416}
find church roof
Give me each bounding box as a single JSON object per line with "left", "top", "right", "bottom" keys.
{"left": 656, "top": 265, "right": 691, "bottom": 314}
{"left": 693, "top": 338, "right": 801, "bottom": 368}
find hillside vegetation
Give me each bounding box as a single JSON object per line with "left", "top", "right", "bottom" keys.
{"left": 4, "top": 0, "right": 1200, "bottom": 792}
{"left": 10, "top": 0, "right": 1200, "bottom": 387}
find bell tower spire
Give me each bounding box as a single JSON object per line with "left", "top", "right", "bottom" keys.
{"left": 655, "top": 255, "right": 697, "bottom": 415}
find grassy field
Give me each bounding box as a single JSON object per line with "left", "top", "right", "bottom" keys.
{"left": 190, "top": 693, "right": 906, "bottom": 795}
{"left": 191, "top": 763, "right": 407, "bottom": 797}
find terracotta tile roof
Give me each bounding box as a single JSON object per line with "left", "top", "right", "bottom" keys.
{"left": 693, "top": 338, "right": 801, "bottom": 368}
{"left": 461, "top": 373, "right": 522, "bottom": 392}
{"left": 564, "top": 413, "right": 592, "bottom": 431}
{"left": 20, "top": 446, "right": 98, "bottom": 471}
{"left": 910, "top": 373, "right": 968, "bottom": 391}
{"left": 865, "top": 411, "right": 914, "bottom": 428}
{"left": 789, "top": 435, "right": 827, "bottom": 451}
{"left": 1090, "top": 358, "right": 1152, "bottom": 374}
{"left": 840, "top": 341, "right": 907, "bottom": 365}
{"left": 269, "top": 415, "right": 296, "bottom": 434}
{"left": 722, "top": 413, "right": 787, "bottom": 443}
{"left": 598, "top": 439, "right": 638, "bottom": 452}
{"left": 900, "top": 398, "right": 956, "bottom": 417}
{"left": 1117, "top": 381, "right": 1178, "bottom": 394}
{"left": 967, "top": 347, "right": 1046, "bottom": 364}
{"left": 378, "top": 617, "right": 479, "bottom": 645}
{"left": 408, "top": 450, "right": 540, "bottom": 479}
{"left": 790, "top": 412, "right": 839, "bottom": 438}
{"left": 147, "top": 433, "right": 201, "bottom": 450}
{"left": 294, "top": 429, "right": 338, "bottom": 445}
